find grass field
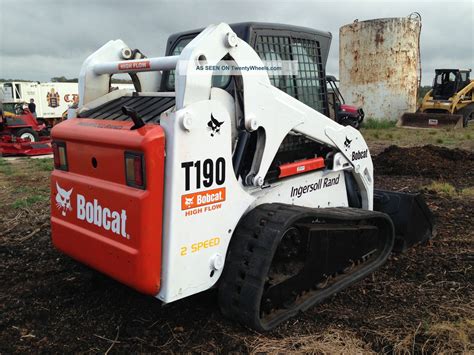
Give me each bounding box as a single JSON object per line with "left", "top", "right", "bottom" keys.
{"left": 361, "top": 120, "right": 474, "bottom": 153}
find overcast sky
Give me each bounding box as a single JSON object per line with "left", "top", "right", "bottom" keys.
{"left": 0, "top": 0, "right": 472, "bottom": 85}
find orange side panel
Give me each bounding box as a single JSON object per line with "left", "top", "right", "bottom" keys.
{"left": 50, "top": 119, "right": 165, "bottom": 295}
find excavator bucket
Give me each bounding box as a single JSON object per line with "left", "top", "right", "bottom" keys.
{"left": 373, "top": 189, "right": 435, "bottom": 252}
{"left": 397, "top": 112, "right": 464, "bottom": 129}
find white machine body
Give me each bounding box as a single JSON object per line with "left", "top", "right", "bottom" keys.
{"left": 75, "top": 23, "right": 374, "bottom": 303}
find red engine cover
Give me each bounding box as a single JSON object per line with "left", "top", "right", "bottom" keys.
{"left": 51, "top": 119, "right": 165, "bottom": 295}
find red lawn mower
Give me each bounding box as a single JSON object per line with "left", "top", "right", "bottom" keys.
{"left": 0, "top": 105, "right": 52, "bottom": 156}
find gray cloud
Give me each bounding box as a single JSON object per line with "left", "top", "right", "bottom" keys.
{"left": 0, "top": 0, "right": 472, "bottom": 85}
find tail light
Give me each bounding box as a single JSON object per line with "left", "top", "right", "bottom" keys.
{"left": 52, "top": 141, "right": 68, "bottom": 171}
{"left": 125, "top": 152, "right": 146, "bottom": 189}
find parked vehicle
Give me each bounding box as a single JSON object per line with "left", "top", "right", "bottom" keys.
{"left": 326, "top": 75, "right": 364, "bottom": 128}
{"left": 399, "top": 69, "right": 473, "bottom": 128}
{"left": 0, "top": 104, "right": 52, "bottom": 156}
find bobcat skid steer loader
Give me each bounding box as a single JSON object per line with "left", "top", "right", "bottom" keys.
{"left": 50, "top": 23, "right": 434, "bottom": 331}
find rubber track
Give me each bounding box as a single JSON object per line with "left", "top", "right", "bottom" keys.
{"left": 218, "top": 203, "right": 394, "bottom": 331}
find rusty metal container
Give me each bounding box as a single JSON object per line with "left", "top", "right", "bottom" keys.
{"left": 339, "top": 17, "right": 421, "bottom": 121}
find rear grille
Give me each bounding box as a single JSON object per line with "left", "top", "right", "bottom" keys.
{"left": 79, "top": 96, "right": 175, "bottom": 123}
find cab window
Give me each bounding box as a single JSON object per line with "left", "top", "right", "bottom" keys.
{"left": 165, "top": 37, "right": 230, "bottom": 90}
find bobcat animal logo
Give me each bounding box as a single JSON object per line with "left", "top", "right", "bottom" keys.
{"left": 344, "top": 136, "right": 352, "bottom": 150}
{"left": 207, "top": 114, "right": 224, "bottom": 137}
{"left": 185, "top": 196, "right": 194, "bottom": 207}
{"left": 55, "top": 182, "right": 73, "bottom": 216}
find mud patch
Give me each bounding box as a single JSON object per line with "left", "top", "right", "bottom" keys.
{"left": 373, "top": 145, "right": 474, "bottom": 188}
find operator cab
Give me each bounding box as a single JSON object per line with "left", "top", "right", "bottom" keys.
{"left": 160, "top": 23, "right": 336, "bottom": 182}
{"left": 432, "top": 69, "right": 471, "bottom": 100}
{"left": 161, "top": 22, "right": 332, "bottom": 117}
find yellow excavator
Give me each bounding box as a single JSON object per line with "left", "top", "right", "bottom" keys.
{"left": 399, "top": 69, "right": 473, "bottom": 128}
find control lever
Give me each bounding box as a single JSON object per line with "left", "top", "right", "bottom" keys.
{"left": 122, "top": 106, "right": 145, "bottom": 130}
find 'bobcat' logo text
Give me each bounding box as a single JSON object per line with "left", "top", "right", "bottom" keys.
{"left": 352, "top": 149, "right": 368, "bottom": 161}
{"left": 55, "top": 181, "right": 129, "bottom": 239}
{"left": 77, "top": 195, "right": 129, "bottom": 239}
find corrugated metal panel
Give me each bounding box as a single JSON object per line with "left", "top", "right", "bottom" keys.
{"left": 339, "top": 17, "right": 421, "bottom": 121}
{"left": 79, "top": 96, "right": 175, "bottom": 123}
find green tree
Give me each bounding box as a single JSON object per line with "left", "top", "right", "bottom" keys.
{"left": 51, "top": 76, "right": 78, "bottom": 83}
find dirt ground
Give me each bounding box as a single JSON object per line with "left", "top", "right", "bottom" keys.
{"left": 1, "top": 143, "right": 473, "bottom": 353}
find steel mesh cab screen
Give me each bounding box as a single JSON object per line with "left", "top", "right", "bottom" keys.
{"left": 255, "top": 35, "right": 325, "bottom": 113}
